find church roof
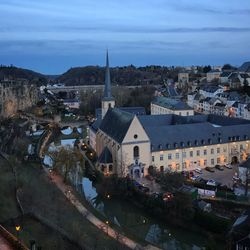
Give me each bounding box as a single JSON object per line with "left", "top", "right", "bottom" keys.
{"left": 98, "top": 147, "right": 113, "bottom": 164}
{"left": 138, "top": 114, "right": 250, "bottom": 152}
{"left": 99, "top": 108, "right": 134, "bottom": 143}
{"left": 95, "top": 106, "right": 145, "bottom": 120}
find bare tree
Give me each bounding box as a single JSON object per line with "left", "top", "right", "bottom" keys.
{"left": 49, "top": 146, "right": 85, "bottom": 183}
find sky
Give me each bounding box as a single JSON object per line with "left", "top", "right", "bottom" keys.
{"left": 0, "top": 0, "right": 250, "bottom": 74}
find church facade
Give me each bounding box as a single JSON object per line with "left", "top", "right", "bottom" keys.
{"left": 89, "top": 53, "right": 250, "bottom": 178}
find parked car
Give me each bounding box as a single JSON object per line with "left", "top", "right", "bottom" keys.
{"left": 232, "top": 176, "right": 240, "bottom": 182}
{"left": 205, "top": 166, "right": 215, "bottom": 172}
{"left": 207, "top": 179, "right": 217, "bottom": 186}
{"left": 191, "top": 175, "right": 200, "bottom": 181}
{"left": 225, "top": 163, "right": 233, "bottom": 169}
{"left": 215, "top": 165, "right": 224, "bottom": 171}
{"left": 194, "top": 168, "right": 202, "bottom": 174}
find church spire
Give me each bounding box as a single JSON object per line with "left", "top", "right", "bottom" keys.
{"left": 101, "top": 50, "right": 115, "bottom": 119}
{"left": 103, "top": 50, "right": 114, "bottom": 100}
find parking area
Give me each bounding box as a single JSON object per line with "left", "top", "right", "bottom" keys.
{"left": 199, "top": 165, "right": 238, "bottom": 188}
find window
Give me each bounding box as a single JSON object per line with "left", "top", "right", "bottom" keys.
{"left": 133, "top": 146, "right": 139, "bottom": 158}
{"left": 176, "top": 163, "right": 180, "bottom": 170}
{"left": 179, "top": 112, "right": 181, "bottom": 115}
{"left": 190, "top": 151, "right": 193, "bottom": 157}
{"left": 187, "top": 112, "right": 189, "bottom": 116}
{"left": 160, "top": 155, "right": 164, "bottom": 161}
{"left": 204, "top": 160, "right": 207, "bottom": 166}
{"left": 134, "top": 134, "right": 138, "bottom": 139}
{"left": 160, "top": 166, "right": 164, "bottom": 172}
{"left": 211, "top": 159, "right": 214, "bottom": 165}
{"left": 182, "top": 152, "right": 186, "bottom": 158}
{"left": 240, "top": 144, "right": 243, "bottom": 150}
{"left": 204, "top": 149, "right": 207, "bottom": 155}
{"left": 217, "top": 158, "right": 220, "bottom": 164}
{"left": 168, "top": 154, "right": 172, "bottom": 160}
{"left": 223, "top": 147, "right": 227, "bottom": 153}
{"left": 211, "top": 148, "right": 214, "bottom": 154}
{"left": 109, "top": 165, "right": 113, "bottom": 172}
{"left": 197, "top": 150, "right": 200, "bottom": 156}
{"left": 176, "top": 153, "right": 179, "bottom": 159}
{"left": 217, "top": 148, "right": 220, "bottom": 154}
{"left": 152, "top": 156, "right": 154, "bottom": 162}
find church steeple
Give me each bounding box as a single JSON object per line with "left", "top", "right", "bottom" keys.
{"left": 102, "top": 50, "right": 115, "bottom": 119}
{"left": 103, "top": 50, "right": 113, "bottom": 100}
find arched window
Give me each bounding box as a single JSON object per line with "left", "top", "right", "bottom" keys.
{"left": 133, "top": 146, "right": 139, "bottom": 158}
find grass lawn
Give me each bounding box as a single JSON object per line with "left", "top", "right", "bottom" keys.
{"left": 0, "top": 158, "right": 129, "bottom": 250}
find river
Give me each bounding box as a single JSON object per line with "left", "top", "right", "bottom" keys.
{"left": 79, "top": 177, "right": 209, "bottom": 250}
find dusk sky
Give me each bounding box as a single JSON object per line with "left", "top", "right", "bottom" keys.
{"left": 0, "top": 0, "right": 250, "bottom": 74}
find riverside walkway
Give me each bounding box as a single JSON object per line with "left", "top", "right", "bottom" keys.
{"left": 44, "top": 167, "right": 160, "bottom": 250}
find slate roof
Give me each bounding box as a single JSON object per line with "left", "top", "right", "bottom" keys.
{"left": 98, "top": 147, "right": 113, "bottom": 163}
{"left": 90, "top": 118, "right": 102, "bottom": 132}
{"left": 99, "top": 108, "right": 134, "bottom": 143}
{"left": 200, "top": 85, "right": 221, "bottom": 93}
{"left": 152, "top": 96, "right": 193, "bottom": 111}
{"left": 138, "top": 114, "right": 250, "bottom": 152}
{"left": 220, "top": 72, "right": 232, "bottom": 77}
{"left": 95, "top": 107, "right": 145, "bottom": 120}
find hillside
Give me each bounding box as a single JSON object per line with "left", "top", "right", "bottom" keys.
{"left": 0, "top": 65, "right": 48, "bottom": 84}
{"left": 56, "top": 65, "right": 179, "bottom": 86}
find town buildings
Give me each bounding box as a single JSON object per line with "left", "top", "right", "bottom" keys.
{"left": 89, "top": 54, "right": 250, "bottom": 178}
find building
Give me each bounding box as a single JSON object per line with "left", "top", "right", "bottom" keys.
{"left": 238, "top": 158, "right": 250, "bottom": 185}
{"left": 206, "top": 69, "right": 221, "bottom": 82}
{"left": 89, "top": 53, "right": 250, "bottom": 178}
{"left": 151, "top": 96, "right": 194, "bottom": 116}
{"left": 0, "top": 79, "right": 38, "bottom": 118}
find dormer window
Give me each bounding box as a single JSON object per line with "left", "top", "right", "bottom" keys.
{"left": 194, "top": 140, "right": 198, "bottom": 146}
{"left": 174, "top": 143, "right": 178, "bottom": 148}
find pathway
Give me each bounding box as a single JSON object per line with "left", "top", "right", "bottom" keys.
{"left": 0, "top": 234, "right": 13, "bottom": 250}
{"left": 44, "top": 167, "right": 160, "bottom": 250}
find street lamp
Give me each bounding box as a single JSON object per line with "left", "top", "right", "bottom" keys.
{"left": 15, "top": 225, "right": 21, "bottom": 240}
{"left": 105, "top": 220, "right": 109, "bottom": 235}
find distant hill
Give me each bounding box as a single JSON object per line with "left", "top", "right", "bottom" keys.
{"left": 56, "top": 65, "right": 178, "bottom": 86}
{"left": 238, "top": 62, "right": 250, "bottom": 72}
{"left": 0, "top": 65, "right": 48, "bottom": 84}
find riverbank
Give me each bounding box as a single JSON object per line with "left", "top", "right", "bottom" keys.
{"left": 0, "top": 157, "right": 130, "bottom": 249}
{"left": 92, "top": 175, "right": 229, "bottom": 249}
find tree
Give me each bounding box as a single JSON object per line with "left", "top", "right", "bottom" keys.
{"left": 203, "top": 65, "right": 212, "bottom": 73}
{"left": 49, "top": 146, "right": 85, "bottom": 183}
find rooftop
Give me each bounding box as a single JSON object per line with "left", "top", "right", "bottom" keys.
{"left": 152, "top": 96, "right": 192, "bottom": 111}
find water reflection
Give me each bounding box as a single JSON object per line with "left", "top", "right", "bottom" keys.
{"left": 81, "top": 178, "right": 207, "bottom": 250}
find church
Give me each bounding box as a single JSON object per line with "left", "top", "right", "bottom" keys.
{"left": 89, "top": 52, "right": 250, "bottom": 178}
